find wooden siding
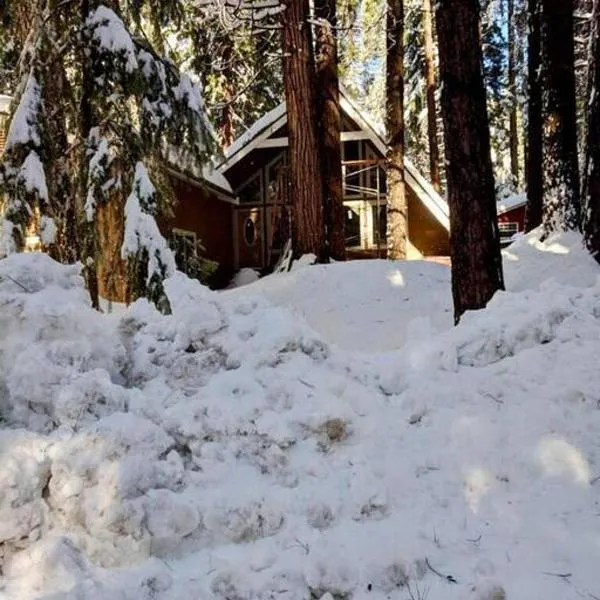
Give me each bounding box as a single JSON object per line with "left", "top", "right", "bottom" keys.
{"left": 407, "top": 186, "right": 450, "bottom": 256}
{"left": 498, "top": 205, "right": 526, "bottom": 231}
{"left": 160, "top": 178, "right": 234, "bottom": 267}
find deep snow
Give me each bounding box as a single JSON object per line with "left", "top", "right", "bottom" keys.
{"left": 1, "top": 232, "right": 600, "bottom": 600}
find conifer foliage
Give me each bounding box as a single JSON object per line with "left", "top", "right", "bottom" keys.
{"left": 0, "top": 0, "right": 214, "bottom": 311}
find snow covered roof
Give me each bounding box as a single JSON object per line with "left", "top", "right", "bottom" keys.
{"left": 218, "top": 88, "right": 450, "bottom": 231}
{"left": 0, "top": 94, "right": 11, "bottom": 114}
{"left": 497, "top": 193, "right": 527, "bottom": 215}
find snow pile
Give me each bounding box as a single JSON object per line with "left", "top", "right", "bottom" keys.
{"left": 1, "top": 234, "right": 600, "bottom": 600}
{"left": 225, "top": 259, "right": 453, "bottom": 352}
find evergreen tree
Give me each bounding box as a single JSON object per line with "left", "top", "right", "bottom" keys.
{"left": 0, "top": 1, "right": 214, "bottom": 311}
{"left": 525, "top": 0, "right": 543, "bottom": 231}
{"left": 540, "top": 0, "right": 581, "bottom": 233}
{"left": 386, "top": 0, "right": 408, "bottom": 260}
{"left": 436, "top": 0, "right": 505, "bottom": 323}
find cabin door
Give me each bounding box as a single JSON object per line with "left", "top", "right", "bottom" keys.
{"left": 235, "top": 207, "right": 264, "bottom": 268}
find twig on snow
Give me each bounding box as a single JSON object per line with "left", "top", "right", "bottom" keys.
{"left": 425, "top": 558, "right": 457, "bottom": 584}
{"left": 542, "top": 571, "right": 572, "bottom": 582}
{"left": 4, "top": 275, "right": 32, "bottom": 293}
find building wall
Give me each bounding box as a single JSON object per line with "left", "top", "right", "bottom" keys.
{"left": 160, "top": 178, "right": 234, "bottom": 268}
{"left": 407, "top": 186, "right": 451, "bottom": 256}
{"left": 498, "top": 205, "right": 526, "bottom": 231}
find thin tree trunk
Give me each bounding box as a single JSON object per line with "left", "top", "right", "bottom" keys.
{"left": 508, "top": 0, "right": 520, "bottom": 187}
{"left": 436, "top": 0, "right": 504, "bottom": 324}
{"left": 540, "top": 0, "right": 581, "bottom": 233}
{"left": 315, "top": 0, "right": 346, "bottom": 261}
{"left": 281, "top": 0, "right": 327, "bottom": 260}
{"left": 422, "top": 0, "right": 441, "bottom": 192}
{"left": 386, "top": 0, "right": 408, "bottom": 260}
{"left": 584, "top": 0, "right": 600, "bottom": 257}
{"left": 525, "top": 0, "right": 543, "bottom": 231}
{"left": 218, "top": 39, "right": 236, "bottom": 149}
{"left": 80, "top": 0, "right": 99, "bottom": 310}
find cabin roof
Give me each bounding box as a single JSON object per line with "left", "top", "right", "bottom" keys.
{"left": 219, "top": 87, "right": 450, "bottom": 231}
{"left": 497, "top": 193, "right": 527, "bottom": 215}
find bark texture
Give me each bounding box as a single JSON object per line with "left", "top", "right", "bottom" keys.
{"left": 281, "top": 0, "right": 327, "bottom": 260}
{"left": 525, "top": 0, "right": 543, "bottom": 231}
{"left": 80, "top": 0, "right": 99, "bottom": 310}
{"left": 584, "top": 0, "right": 600, "bottom": 258}
{"left": 508, "top": 0, "right": 520, "bottom": 187}
{"left": 315, "top": 0, "right": 346, "bottom": 261}
{"left": 422, "top": 0, "right": 441, "bottom": 192}
{"left": 540, "top": 0, "right": 581, "bottom": 233}
{"left": 386, "top": 0, "right": 408, "bottom": 260}
{"left": 435, "top": 0, "right": 504, "bottom": 323}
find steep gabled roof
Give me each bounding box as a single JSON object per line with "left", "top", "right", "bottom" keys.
{"left": 218, "top": 88, "right": 450, "bottom": 231}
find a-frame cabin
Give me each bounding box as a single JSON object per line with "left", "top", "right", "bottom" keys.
{"left": 218, "top": 88, "right": 450, "bottom": 269}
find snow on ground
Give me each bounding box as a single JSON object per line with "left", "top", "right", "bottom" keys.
{"left": 1, "top": 232, "right": 600, "bottom": 600}
{"left": 224, "top": 259, "right": 453, "bottom": 352}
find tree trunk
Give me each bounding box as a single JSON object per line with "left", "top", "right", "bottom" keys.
{"left": 584, "top": 0, "right": 600, "bottom": 257}
{"left": 80, "top": 0, "right": 99, "bottom": 310}
{"left": 540, "top": 0, "right": 581, "bottom": 233}
{"left": 386, "top": 0, "right": 408, "bottom": 260}
{"left": 315, "top": 0, "right": 346, "bottom": 261}
{"left": 218, "top": 39, "right": 236, "bottom": 149}
{"left": 525, "top": 0, "right": 543, "bottom": 231}
{"left": 508, "top": 0, "right": 520, "bottom": 188}
{"left": 281, "top": 0, "right": 327, "bottom": 260}
{"left": 422, "top": 0, "right": 441, "bottom": 192}
{"left": 435, "top": 0, "right": 504, "bottom": 324}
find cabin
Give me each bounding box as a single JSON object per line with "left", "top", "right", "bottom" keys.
{"left": 218, "top": 88, "right": 450, "bottom": 269}
{"left": 497, "top": 194, "right": 527, "bottom": 245}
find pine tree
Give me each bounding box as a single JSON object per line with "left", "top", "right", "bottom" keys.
{"left": 525, "top": 0, "right": 543, "bottom": 230}
{"left": 583, "top": 0, "right": 600, "bottom": 257}
{"left": 315, "top": 0, "right": 346, "bottom": 261}
{"left": 386, "top": 0, "right": 408, "bottom": 259}
{"left": 0, "top": 1, "right": 214, "bottom": 311}
{"left": 436, "top": 0, "right": 505, "bottom": 323}
{"left": 422, "top": 0, "right": 441, "bottom": 191}
{"left": 281, "top": 0, "right": 327, "bottom": 259}
{"left": 540, "top": 0, "right": 581, "bottom": 233}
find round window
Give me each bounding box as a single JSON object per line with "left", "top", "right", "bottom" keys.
{"left": 244, "top": 217, "right": 256, "bottom": 246}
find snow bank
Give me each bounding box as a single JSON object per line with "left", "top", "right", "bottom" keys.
{"left": 224, "top": 259, "right": 453, "bottom": 352}
{"left": 1, "top": 235, "right": 600, "bottom": 600}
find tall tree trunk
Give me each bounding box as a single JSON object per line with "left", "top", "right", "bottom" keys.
{"left": 218, "top": 39, "right": 236, "bottom": 149}
{"left": 80, "top": 0, "right": 99, "bottom": 310}
{"left": 315, "top": 0, "right": 346, "bottom": 261}
{"left": 584, "top": 0, "right": 600, "bottom": 257}
{"left": 386, "top": 0, "right": 408, "bottom": 260}
{"left": 540, "top": 0, "right": 581, "bottom": 233}
{"left": 281, "top": 0, "right": 327, "bottom": 260}
{"left": 436, "top": 0, "right": 504, "bottom": 324}
{"left": 422, "top": 0, "right": 441, "bottom": 191}
{"left": 525, "top": 0, "right": 543, "bottom": 231}
{"left": 508, "top": 0, "right": 520, "bottom": 187}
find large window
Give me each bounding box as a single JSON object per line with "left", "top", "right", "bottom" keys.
{"left": 343, "top": 140, "right": 362, "bottom": 197}
{"left": 372, "top": 204, "right": 387, "bottom": 247}
{"left": 266, "top": 154, "right": 288, "bottom": 205}
{"left": 237, "top": 172, "right": 263, "bottom": 205}
{"left": 345, "top": 206, "right": 361, "bottom": 247}
{"left": 498, "top": 222, "right": 519, "bottom": 245}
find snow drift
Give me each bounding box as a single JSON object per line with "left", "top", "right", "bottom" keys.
{"left": 0, "top": 232, "right": 599, "bottom": 600}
